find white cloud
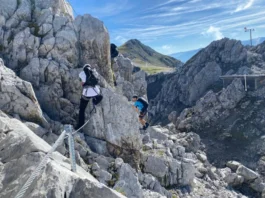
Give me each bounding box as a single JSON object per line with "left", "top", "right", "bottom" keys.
{"left": 234, "top": 0, "right": 255, "bottom": 12}
{"left": 141, "top": 3, "right": 222, "bottom": 19}
{"left": 161, "top": 45, "right": 176, "bottom": 54}
{"left": 203, "top": 26, "right": 224, "bottom": 40}
{"left": 144, "top": 0, "right": 185, "bottom": 12}
{"left": 114, "top": 36, "right": 127, "bottom": 44}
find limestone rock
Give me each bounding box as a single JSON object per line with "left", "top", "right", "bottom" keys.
{"left": 75, "top": 14, "right": 113, "bottom": 84}
{"left": 0, "top": 59, "right": 46, "bottom": 126}
{"left": 0, "top": 1, "right": 115, "bottom": 123}
{"left": 147, "top": 126, "right": 169, "bottom": 141}
{"left": 226, "top": 161, "right": 242, "bottom": 171}
{"left": 236, "top": 165, "right": 259, "bottom": 181}
{"left": 83, "top": 88, "right": 142, "bottom": 151}
{"left": 0, "top": 111, "right": 125, "bottom": 198}
{"left": 149, "top": 38, "right": 250, "bottom": 123}
{"left": 138, "top": 173, "right": 171, "bottom": 198}
{"left": 85, "top": 136, "right": 110, "bottom": 156}
{"left": 175, "top": 79, "right": 245, "bottom": 132}
{"left": 115, "top": 158, "right": 124, "bottom": 169}
{"left": 113, "top": 54, "right": 147, "bottom": 99}
{"left": 24, "top": 122, "right": 48, "bottom": 137}
{"left": 249, "top": 178, "right": 265, "bottom": 192}
{"left": 142, "top": 190, "right": 167, "bottom": 198}
{"left": 225, "top": 173, "right": 244, "bottom": 186}
{"left": 114, "top": 163, "right": 143, "bottom": 198}
{"left": 141, "top": 153, "right": 195, "bottom": 187}
{"left": 196, "top": 153, "right": 207, "bottom": 163}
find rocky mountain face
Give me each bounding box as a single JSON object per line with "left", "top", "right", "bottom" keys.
{"left": 170, "top": 37, "right": 265, "bottom": 64}
{"left": 0, "top": 0, "right": 113, "bottom": 123}
{"left": 147, "top": 39, "right": 265, "bottom": 196}
{"left": 1, "top": 58, "right": 247, "bottom": 198}
{"left": 149, "top": 38, "right": 265, "bottom": 124}
{"left": 113, "top": 54, "right": 147, "bottom": 99}
{"left": 0, "top": 110, "right": 126, "bottom": 198}
{"left": 118, "top": 39, "right": 183, "bottom": 68}
{"left": 1, "top": 0, "right": 265, "bottom": 197}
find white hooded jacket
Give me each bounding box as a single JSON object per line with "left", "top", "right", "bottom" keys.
{"left": 79, "top": 71, "right": 100, "bottom": 97}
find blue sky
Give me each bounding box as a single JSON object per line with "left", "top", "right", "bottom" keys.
{"left": 68, "top": 0, "right": 265, "bottom": 54}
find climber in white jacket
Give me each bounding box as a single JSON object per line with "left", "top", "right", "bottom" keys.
{"left": 77, "top": 64, "right": 103, "bottom": 130}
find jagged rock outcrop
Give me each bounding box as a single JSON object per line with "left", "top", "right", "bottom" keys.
{"left": 113, "top": 54, "right": 147, "bottom": 99}
{"left": 83, "top": 88, "right": 142, "bottom": 151}
{"left": 147, "top": 72, "right": 175, "bottom": 102}
{"left": 0, "top": 111, "right": 125, "bottom": 198}
{"left": 225, "top": 161, "right": 265, "bottom": 196}
{"left": 0, "top": 59, "right": 46, "bottom": 126}
{"left": 0, "top": 0, "right": 143, "bottom": 154}
{"left": 114, "top": 163, "right": 143, "bottom": 198}
{"left": 151, "top": 41, "right": 265, "bottom": 197}
{"left": 2, "top": 0, "right": 264, "bottom": 197}
{"left": 149, "top": 38, "right": 265, "bottom": 124}
{"left": 172, "top": 79, "right": 246, "bottom": 131}
{"left": 138, "top": 125, "right": 248, "bottom": 198}
{"left": 0, "top": 0, "right": 113, "bottom": 123}
{"left": 170, "top": 75, "right": 265, "bottom": 173}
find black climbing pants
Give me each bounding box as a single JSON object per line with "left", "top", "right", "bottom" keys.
{"left": 78, "top": 97, "right": 90, "bottom": 129}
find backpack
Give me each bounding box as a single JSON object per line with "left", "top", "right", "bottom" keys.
{"left": 137, "top": 97, "right": 149, "bottom": 109}
{"left": 83, "top": 67, "right": 98, "bottom": 87}
{"left": 111, "top": 43, "right": 119, "bottom": 58}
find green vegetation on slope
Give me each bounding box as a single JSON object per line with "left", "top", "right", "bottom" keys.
{"left": 139, "top": 65, "right": 174, "bottom": 75}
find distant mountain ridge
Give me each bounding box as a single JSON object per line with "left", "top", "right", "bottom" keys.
{"left": 118, "top": 39, "right": 183, "bottom": 68}
{"left": 170, "top": 37, "right": 265, "bottom": 63}
{"left": 241, "top": 37, "right": 265, "bottom": 46}
{"left": 170, "top": 48, "right": 202, "bottom": 63}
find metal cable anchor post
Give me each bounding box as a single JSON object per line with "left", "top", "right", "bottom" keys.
{"left": 64, "top": 125, "right": 77, "bottom": 172}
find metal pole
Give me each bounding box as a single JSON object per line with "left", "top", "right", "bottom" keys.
{"left": 244, "top": 27, "right": 254, "bottom": 47}
{"left": 244, "top": 74, "right": 247, "bottom": 91}
{"left": 64, "top": 125, "right": 77, "bottom": 172}
{"left": 250, "top": 29, "right": 252, "bottom": 47}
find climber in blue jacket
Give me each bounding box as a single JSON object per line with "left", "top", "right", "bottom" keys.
{"left": 132, "top": 95, "right": 149, "bottom": 130}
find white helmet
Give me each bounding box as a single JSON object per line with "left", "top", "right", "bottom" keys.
{"left": 83, "top": 64, "right": 92, "bottom": 70}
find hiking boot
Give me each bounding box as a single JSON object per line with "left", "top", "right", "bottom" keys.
{"left": 143, "top": 123, "right": 149, "bottom": 130}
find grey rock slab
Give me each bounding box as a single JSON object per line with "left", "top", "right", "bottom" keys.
{"left": 225, "top": 173, "right": 244, "bottom": 186}
{"left": 250, "top": 178, "right": 265, "bottom": 192}
{"left": 147, "top": 126, "right": 169, "bottom": 141}
{"left": 0, "top": 59, "right": 46, "bottom": 126}
{"left": 236, "top": 165, "right": 259, "bottom": 181}
{"left": 196, "top": 153, "right": 207, "bottom": 163}
{"left": 85, "top": 136, "right": 110, "bottom": 156}
{"left": 0, "top": 111, "right": 125, "bottom": 198}
{"left": 84, "top": 88, "right": 142, "bottom": 151}
{"left": 226, "top": 161, "right": 242, "bottom": 172}
{"left": 143, "top": 190, "right": 167, "bottom": 198}
{"left": 114, "top": 163, "right": 143, "bottom": 198}
{"left": 115, "top": 158, "right": 124, "bottom": 169}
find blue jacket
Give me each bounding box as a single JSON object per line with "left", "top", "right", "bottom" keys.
{"left": 134, "top": 101, "right": 144, "bottom": 111}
